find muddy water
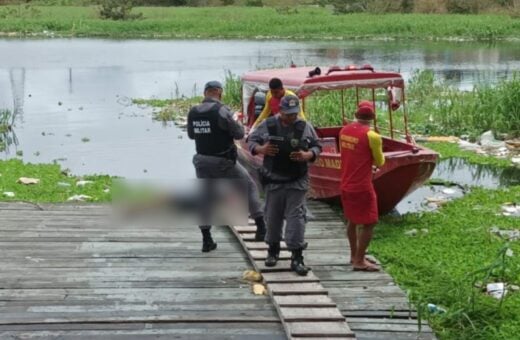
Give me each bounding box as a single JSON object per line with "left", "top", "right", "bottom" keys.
{"left": 1, "top": 38, "right": 519, "bottom": 180}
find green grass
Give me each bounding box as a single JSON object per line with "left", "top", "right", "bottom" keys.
{"left": 0, "top": 158, "right": 111, "bottom": 202}
{"left": 424, "top": 142, "right": 515, "bottom": 168}
{"left": 0, "top": 6, "right": 519, "bottom": 40}
{"left": 370, "top": 185, "right": 520, "bottom": 340}
{"left": 406, "top": 71, "right": 520, "bottom": 140}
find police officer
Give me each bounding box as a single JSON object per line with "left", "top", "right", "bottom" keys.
{"left": 248, "top": 94, "right": 321, "bottom": 276}
{"left": 187, "top": 81, "right": 266, "bottom": 252}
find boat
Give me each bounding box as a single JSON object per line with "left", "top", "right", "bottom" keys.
{"left": 236, "top": 65, "right": 439, "bottom": 214}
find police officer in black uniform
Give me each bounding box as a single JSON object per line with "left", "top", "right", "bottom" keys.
{"left": 248, "top": 94, "right": 321, "bottom": 276}
{"left": 187, "top": 81, "right": 266, "bottom": 252}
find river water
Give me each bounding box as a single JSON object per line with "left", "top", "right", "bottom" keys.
{"left": 1, "top": 38, "right": 519, "bottom": 181}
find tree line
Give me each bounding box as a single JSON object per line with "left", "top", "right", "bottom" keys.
{"left": 1, "top": 0, "right": 518, "bottom": 16}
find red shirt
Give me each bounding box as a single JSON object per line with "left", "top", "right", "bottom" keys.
{"left": 268, "top": 96, "right": 281, "bottom": 115}
{"left": 339, "top": 122, "right": 384, "bottom": 192}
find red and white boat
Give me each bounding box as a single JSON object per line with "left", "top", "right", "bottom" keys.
{"left": 237, "top": 65, "right": 438, "bottom": 214}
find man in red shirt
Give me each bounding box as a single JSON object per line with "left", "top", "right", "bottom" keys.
{"left": 339, "top": 101, "right": 385, "bottom": 272}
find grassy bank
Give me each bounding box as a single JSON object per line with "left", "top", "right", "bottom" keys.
{"left": 370, "top": 185, "right": 520, "bottom": 340}
{"left": 0, "top": 159, "right": 111, "bottom": 202}
{"left": 0, "top": 6, "right": 519, "bottom": 40}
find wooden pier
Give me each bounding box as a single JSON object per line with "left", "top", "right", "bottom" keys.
{"left": 0, "top": 201, "right": 436, "bottom": 339}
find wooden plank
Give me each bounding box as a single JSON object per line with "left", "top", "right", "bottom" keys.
{"left": 353, "top": 331, "right": 436, "bottom": 340}
{"left": 292, "top": 338, "right": 355, "bottom": 340}
{"left": 287, "top": 321, "right": 355, "bottom": 338}
{"left": 244, "top": 241, "right": 288, "bottom": 250}
{"left": 269, "top": 283, "right": 328, "bottom": 295}
{"left": 0, "top": 314, "right": 281, "bottom": 325}
{"left": 233, "top": 226, "right": 256, "bottom": 233}
{"left": 274, "top": 295, "right": 336, "bottom": 308}
{"left": 347, "top": 322, "right": 429, "bottom": 333}
{"left": 280, "top": 307, "right": 345, "bottom": 322}
{"left": 262, "top": 271, "right": 320, "bottom": 284}
{"left": 249, "top": 250, "right": 291, "bottom": 260}
{"left": 255, "top": 260, "right": 293, "bottom": 273}
{"left": 239, "top": 233, "right": 257, "bottom": 241}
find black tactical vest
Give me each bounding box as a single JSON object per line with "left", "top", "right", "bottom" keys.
{"left": 263, "top": 117, "right": 308, "bottom": 180}
{"left": 188, "top": 101, "right": 236, "bottom": 160}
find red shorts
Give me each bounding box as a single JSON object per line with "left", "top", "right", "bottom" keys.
{"left": 341, "top": 189, "right": 379, "bottom": 225}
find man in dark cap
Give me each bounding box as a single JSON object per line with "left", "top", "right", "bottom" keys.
{"left": 339, "top": 100, "right": 385, "bottom": 272}
{"left": 248, "top": 94, "right": 321, "bottom": 276}
{"left": 187, "top": 80, "right": 266, "bottom": 252}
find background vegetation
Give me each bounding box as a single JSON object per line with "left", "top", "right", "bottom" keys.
{"left": 0, "top": 1, "right": 518, "bottom": 39}
{"left": 1, "top": 0, "right": 519, "bottom": 15}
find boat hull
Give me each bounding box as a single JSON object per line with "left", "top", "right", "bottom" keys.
{"left": 237, "top": 139, "right": 438, "bottom": 215}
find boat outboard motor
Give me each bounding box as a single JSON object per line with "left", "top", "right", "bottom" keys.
{"left": 308, "top": 67, "right": 321, "bottom": 78}
{"left": 254, "top": 92, "right": 266, "bottom": 118}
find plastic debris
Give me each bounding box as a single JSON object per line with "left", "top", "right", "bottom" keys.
{"left": 458, "top": 140, "right": 480, "bottom": 151}
{"left": 501, "top": 203, "right": 520, "bottom": 217}
{"left": 480, "top": 130, "right": 506, "bottom": 149}
{"left": 442, "top": 188, "right": 456, "bottom": 195}
{"left": 103, "top": 188, "right": 110, "bottom": 193}
{"left": 67, "top": 194, "right": 92, "bottom": 202}
{"left": 76, "top": 180, "right": 94, "bottom": 187}
{"left": 17, "top": 177, "right": 40, "bottom": 185}
{"left": 487, "top": 282, "right": 507, "bottom": 299}
{"left": 405, "top": 229, "right": 418, "bottom": 236}
{"left": 57, "top": 182, "right": 71, "bottom": 187}
{"left": 510, "top": 285, "right": 519, "bottom": 292}
{"left": 243, "top": 270, "right": 262, "bottom": 283}
{"left": 3, "top": 192, "right": 15, "bottom": 197}
{"left": 421, "top": 228, "right": 429, "bottom": 234}
{"left": 427, "top": 303, "right": 446, "bottom": 314}
{"left": 252, "top": 283, "right": 267, "bottom": 295}
{"left": 489, "top": 226, "right": 520, "bottom": 241}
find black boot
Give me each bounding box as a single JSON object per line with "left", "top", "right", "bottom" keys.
{"left": 254, "top": 216, "right": 266, "bottom": 242}
{"left": 264, "top": 242, "right": 280, "bottom": 267}
{"left": 201, "top": 228, "right": 217, "bottom": 253}
{"left": 290, "top": 248, "right": 310, "bottom": 276}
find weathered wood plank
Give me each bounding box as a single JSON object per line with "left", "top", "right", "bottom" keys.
{"left": 280, "top": 307, "right": 345, "bottom": 322}
{"left": 287, "top": 321, "right": 355, "bottom": 338}
{"left": 244, "top": 241, "right": 288, "bottom": 250}
{"left": 249, "top": 250, "right": 291, "bottom": 260}
{"left": 0, "top": 314, "right": 280, "bottom": 325}
{"left": 233, "top": 226, "right": 256, "bottom": 233}
{"left": 262, "top": 271, "right": 320, "bottom": 284}
{"left": 274, "top": 295, "right": 336, "bottom": 308}
{"left": 255, "top": 260, "right": 293, "bottom": 273}
{"left": 269, "top": 283, "right": 328, "bottom": 295}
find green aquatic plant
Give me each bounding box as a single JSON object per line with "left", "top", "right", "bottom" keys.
{"left": 369, "top": 185, "right": 520, "bottom": 340}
